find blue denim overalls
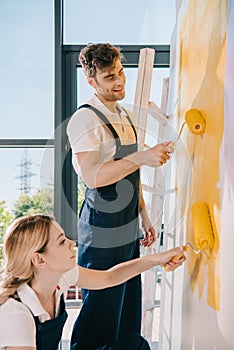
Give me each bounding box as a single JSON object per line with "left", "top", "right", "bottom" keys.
{"left": 71, "top": 104, "right": 142, "bottom": 350}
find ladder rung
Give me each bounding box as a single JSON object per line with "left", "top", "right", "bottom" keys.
{"left": 143, "top": 300, "right": 161, "bottom": 311}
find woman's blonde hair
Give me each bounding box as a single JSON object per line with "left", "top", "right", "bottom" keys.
{"left": 0, "top": 214, "right": 53, "bottom": 305}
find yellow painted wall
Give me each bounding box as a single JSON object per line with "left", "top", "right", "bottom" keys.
{"left": 177, "top": 0, "right": 227, "bottom": 311}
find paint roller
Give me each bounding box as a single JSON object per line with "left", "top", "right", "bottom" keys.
{"left": 166, "top": 108, "right": 206, "bottom": 152}
{"left": 164, "top": 201, "right": 215, "bottom": 271}
{"left": 174, "top": 108, "right": 206, "bottom": 143}
{"left": 191, "top": 201, "right": 215, "bottom": 250}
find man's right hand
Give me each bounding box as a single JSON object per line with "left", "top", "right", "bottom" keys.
{"left": 142, "top": 141, "right": 174, "bottom": 167}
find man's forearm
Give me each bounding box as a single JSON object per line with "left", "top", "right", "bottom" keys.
{"left": 77, "top": 142, "right": 172, "bottom": 188}
{"left": 78, "top": 150, "right": 145, "bottom": 188}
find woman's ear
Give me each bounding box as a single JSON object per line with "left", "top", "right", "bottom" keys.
{"left": 32, "top": 253, "right": 45, "bottom": 268}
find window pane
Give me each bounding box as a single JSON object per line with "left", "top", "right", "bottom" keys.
{"left": 0, "top": 147, "right": 54, "bottom": 214}
{"left": 0, "top": 1, "right": 54, "bottom": 138}
{"left": 64, "top": 0, "right": 175, "bottom": 44}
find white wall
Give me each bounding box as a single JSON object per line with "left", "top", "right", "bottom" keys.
{"left": 218, "top": 0, "right": 234, "bottom": 347}
{"left": 167, "top": 1, "right": 234, "bottom": 349}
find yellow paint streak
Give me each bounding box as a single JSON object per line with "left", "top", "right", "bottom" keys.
{"left": 177, "top": 0, "right": 227, "bottom": 310}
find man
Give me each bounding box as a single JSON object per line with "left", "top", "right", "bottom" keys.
{"left": 67, "top": 43, "right": 173, "bottom": 350}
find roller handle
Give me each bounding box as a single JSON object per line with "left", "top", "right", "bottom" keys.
{"left": 164, "top": 245, "right": 188, "bottom": 272}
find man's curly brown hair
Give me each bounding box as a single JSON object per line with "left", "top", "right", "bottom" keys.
{"left": 79, "top": 43, "right": 124, "bottom": 78}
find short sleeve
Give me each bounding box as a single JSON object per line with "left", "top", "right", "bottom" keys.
{"left": 0, "top": 299, "right": 36, "bottom": 347}
{"left": 67, "top": 109, "right": 102, "bottom": 154}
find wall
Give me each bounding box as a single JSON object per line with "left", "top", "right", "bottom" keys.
{"left": 218, "top": 0, "right": 234, "bottom": 347}
{"left": 171, "top": 0, "right": 234, "bottom": 348}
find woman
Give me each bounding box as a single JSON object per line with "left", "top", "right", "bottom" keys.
{"left": 0, "top": 214, "right": 185, "bottom": 350}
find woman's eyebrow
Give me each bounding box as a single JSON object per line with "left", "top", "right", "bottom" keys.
{"left": 56, "top": 233, "right": 65, "bottom": 241}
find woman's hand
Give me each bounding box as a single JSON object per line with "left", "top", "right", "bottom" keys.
{"left": 158, "top": 247, "right": 187, "bottom": 271}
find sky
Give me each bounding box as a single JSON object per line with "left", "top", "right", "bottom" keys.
{"left": 0, "top": 0, "right": 176, "bottom": 210}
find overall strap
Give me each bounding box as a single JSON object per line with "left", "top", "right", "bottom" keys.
{"left": 78, "top": 104, "right": 120, "bottom": 142}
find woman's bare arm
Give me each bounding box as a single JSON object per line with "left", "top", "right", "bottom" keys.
{"left": 75, "top": 247, "right": 185, "bottom": 290}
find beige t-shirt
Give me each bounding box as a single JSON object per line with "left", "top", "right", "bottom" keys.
{"left": 66, "top": 94, "right": 137, "bottom": 176}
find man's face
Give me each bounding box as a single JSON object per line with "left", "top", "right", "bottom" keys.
{"left": 88, "top": 59, "right": 126, "bottom": 103}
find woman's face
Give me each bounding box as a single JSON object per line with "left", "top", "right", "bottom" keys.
{"left": 41, "top": 220, "right": 77, "bottom": 273}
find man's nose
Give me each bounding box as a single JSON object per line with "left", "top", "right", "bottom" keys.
{"left": 115, "top": 75, "right": 125, "bottom": 84}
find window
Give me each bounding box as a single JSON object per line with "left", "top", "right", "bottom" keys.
{"left": 64, "top": 0, "right": 175, "bottom": 45}
{"left": 0, "top": 147, "right": 54, "bottom": 212}
{"left": 0, "top": 1, "right": 54, "bottom": 256}
{"left": 0, "top": 1, "right": 54, "bottom": 139}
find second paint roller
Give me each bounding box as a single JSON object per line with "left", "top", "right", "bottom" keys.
{"left": 191, "top": 202, "right": 215, "bottom": 250}
{"left": 164, "top": 202, "right": 215, "bottom": 271}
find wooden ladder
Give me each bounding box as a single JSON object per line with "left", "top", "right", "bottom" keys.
{"left": 134, "top": 48, "right": 169, "bottom": 348}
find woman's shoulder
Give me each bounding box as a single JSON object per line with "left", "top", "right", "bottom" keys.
{"left": 0, "top": 296, "right": 33, "bottom": 318}
{"left": 0, "top": 298, "right": 36, "bottom": 347}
